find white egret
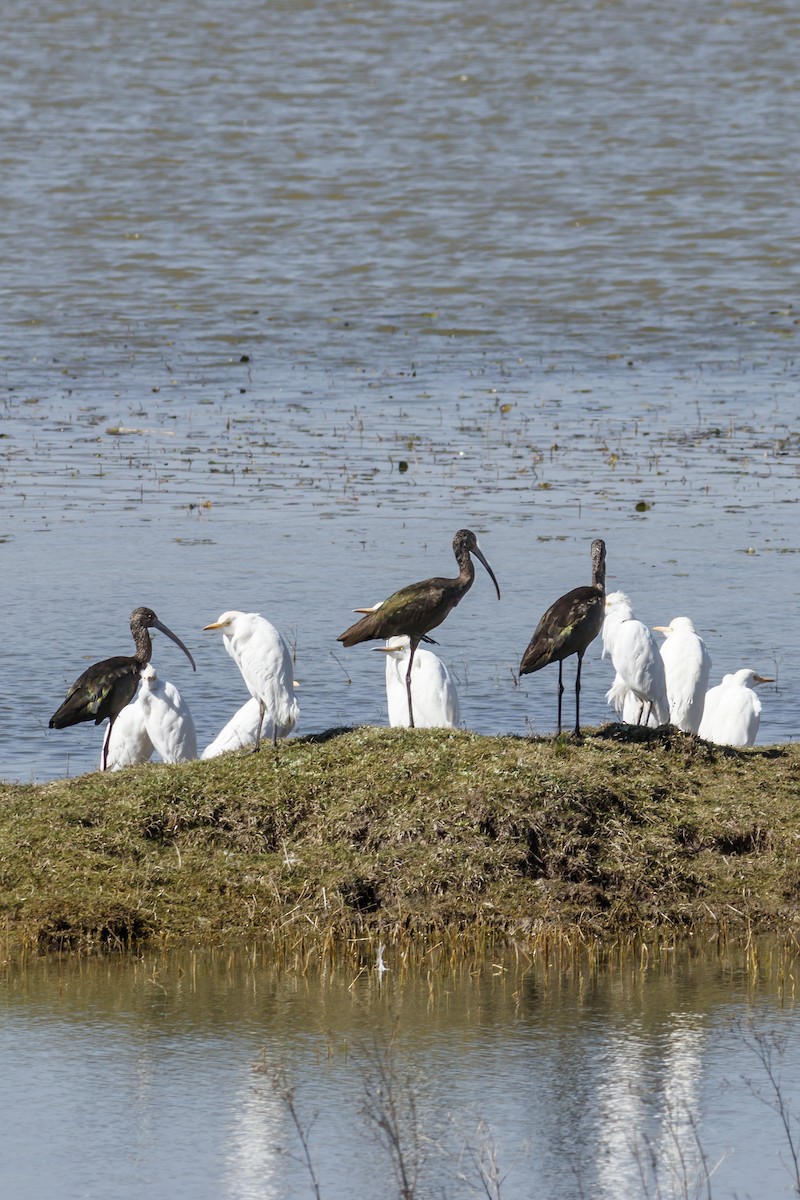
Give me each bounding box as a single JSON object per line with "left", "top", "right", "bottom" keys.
{"left": 698, "top": 669, "right": 773, "bottom": 747}
{"left": 378, "top": 636, "right": 461, "bottom": 728}
{"left": 203, "top": 611, "right": 298, "bottom": 750}
{"left": 201, "top": 697, "right": 264, "bottom": 758}
{"left": 653, "top": 617, "right": 712, "bottom": 733}
{"left": 102, "top": 697, "right": 154, "bottom": 771}
{"left": 602, "top": 591, "right": 668, "bottom": 726}
{"left": 136, "top": 664, "right": 198, "bottom": 763}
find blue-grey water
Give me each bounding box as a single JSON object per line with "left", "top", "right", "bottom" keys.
{"left": 3, "top": 941, "right": 800, "bottom": 1200}
{"left": 2, "top": 0, "right": 798, "bottom": 782}
{"left": 2, "top": 3, "right": 799, "bottom": 1194}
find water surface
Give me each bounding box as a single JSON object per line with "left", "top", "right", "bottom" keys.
{"left": 2, "top": 0, "right": 798, "bottom": 780}
{"left": 2, "top": 940, "right": 800, "bottom": 1199}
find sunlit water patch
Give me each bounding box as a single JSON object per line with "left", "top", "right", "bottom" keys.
{"left": 2, "top": 941, "right": 800, "bottom": 1199}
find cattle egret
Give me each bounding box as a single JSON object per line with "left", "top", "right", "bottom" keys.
{"left": 102, "top": 697, "right": 154, "bottom": 771}
{"left": 379, "top": 636, "right": 461, "bottom": 728}
{"left": 653, "top": 617, "right": 712, "bottom": 733}
{"left": 201, "top": 698, "right": 266, "bottom": 758}
{"left": 698, "top": 669, "right": 773, "bottom": 747}
{"left": 203, "top": 611, "right": 298, "bottom": 750}
{"left": 136, "top": 664, "right": 198, "bottom": 762}
{"left": 602, "top": 591, "right": 668, "bottom": 726}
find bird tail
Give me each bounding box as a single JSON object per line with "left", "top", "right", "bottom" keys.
{"left": 605, "top": 674, "right": 628, "bottom": 715}
{"left": 49, "top": 693, "right": 96, "bottom": 729}
{"left": 519, "top": 639, "right": 553, "bottom": 675}
{"left": 338, "top": 610, "right": 386, "bottom": 647}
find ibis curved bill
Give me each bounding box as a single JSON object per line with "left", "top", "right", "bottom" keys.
{"left": 337, "top": 528, "right": 500, "bottom": 728}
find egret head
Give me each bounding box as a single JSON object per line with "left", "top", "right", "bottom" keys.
{"left": 140, "top": 664, "right": 158, "bottom": 688}
{"left": 731, "top": 669, "right": 774, "bottom": 689}
{"left": 604, "top": 591, "right": 634, "bottom": 618}
{"left": 375, "top": 636, "right": 410, "bottom": 657}
{"left": 653, "top": 616, "right": 697, "bottom": 637}
{"left": 203, "top": 611, "right": 242, "bottom": 633}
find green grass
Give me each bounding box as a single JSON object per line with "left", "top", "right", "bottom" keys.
{"left": 2, "top": 725, "right": 799, "bottom": 952}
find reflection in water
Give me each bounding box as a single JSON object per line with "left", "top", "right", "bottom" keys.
{"left": 223, "top": 1075, "right": 283, "bottom": 1200}
{"left": 595, "top": 1017, "right": 707, "bottom": 1198}
{"left": 658, "top": 1020, "right": 707, "bottom": 1196}
{"left": 596, "top": 1028, "right": 649, "bottom": 1196}
{"left": 2, "top": 941, "right": 799, "bottom": 1199}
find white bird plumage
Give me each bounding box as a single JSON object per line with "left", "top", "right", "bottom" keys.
{"left": 653, "top": 616, "right": 712, "bottom": 733}
{"left": 698, "top": 668, "right": 773, "bottom": 747}
{"left": 102, "top": 696, "right": 154, "bottom": 771}
{"left": 379, "top": 636, "right": 461, "bottom": 728}
{"left": 203, "top": 610, "right": 298, "bottom": 750}
{"left": 201, "top": 698, "right": 269, "bottom": 758}
{"left": 602, "top": 592, "right": 668, "bottom": 726}
{"left": 136, "top": 664, "right": 198, "bottom": 763}
{"left": 605, "top": 672, "right": 659, "bottom": 727}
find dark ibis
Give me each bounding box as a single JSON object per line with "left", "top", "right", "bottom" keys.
{"left": 338, "top": 528, "right": 500, "bottom": 728}
{"left": 519, "top": 538, "right": 606, "bottom": 735}
{"left": 49, "top": 606, "right": 196, "bottom": 770}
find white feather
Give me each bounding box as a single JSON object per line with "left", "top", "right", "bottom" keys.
{"left": 602, "top": 592, "right": 668, "bottom": 725}
{"left": 382, "top": 636, "right": 461, "bottom": 729}
{"left": 102, "top": 697, "right": 154, "bottom": 770}
{"left": 698, "top": 668, "right": 771, "bottom": 747}
{"left": 202, "top": 698, "right": 269, "bottom": 758}
{"left": 655, "top": 617, "right": 712, "bottom": 733}
{"left": 137, "top": 664, "right": 198, "bottom": 763}
{"left": 204, "top": 611, "right": 298, "bottom": 746}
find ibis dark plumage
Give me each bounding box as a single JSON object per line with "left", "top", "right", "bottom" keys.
{"left": 49, "top": 606, "right": 196, "bottom": 770}
{"left": 519, "top": 538, "right": 606, "bottom": 736}
{"left": 338, "top": 528, "right": 500, "bottom": 728}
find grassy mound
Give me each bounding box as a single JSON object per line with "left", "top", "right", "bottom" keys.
{"left": 1, "top": 726, "right": 799, "bottom": 952}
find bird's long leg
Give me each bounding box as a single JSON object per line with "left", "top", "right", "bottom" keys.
{"left": 636, "top": 701, "right": 645, "bottom": 726}
{"left": 102, "top": 721, "right": 112, "bottom": 771}
{"left": 405, "top": 637, "right": 420, "bottom": 728}
{"left": 254, "top": 699, "right": 265, "bottom": 753}
{"left": 644, "top": 701, "right": 653, "bottom": 726}
{"left": 574, "top": 651, "right": 583, "bottom": 736}
{"left": 557, "top": 660, "right": 564, "bottom": 734}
